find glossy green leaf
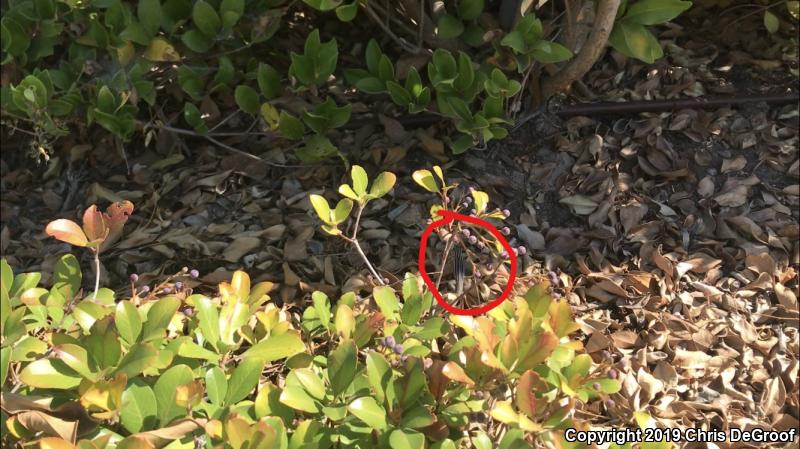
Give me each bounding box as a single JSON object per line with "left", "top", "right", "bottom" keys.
{"left": 235, "top": 85, "right": 261, "bottom": 114}
{"left": 205, "top": 366, "right": 227, "bottom": 406}
{"left": 303, "top": 0, "right": 342, "bottom": 11}
{"left": 255, "top": 382, "right": 295, "bottom": 423}
{"left": 458, "top": 0, "right": 484, "bottom": 20}
{"left": 312, "top": 291, "right": 331, "bottom": 330}
{"left": 192, "top": 0, "right": 221, "bottom": 36}
{"left": 369, "top": 172, "right": 396, "bottom": 199}
{"left": 52, "top": 343, "right": 96, "bottom": 381}
{"left": 154, "top": 364, "right": 194, "bottom": 425}
{"left": 608, "top": 21, "right": 663, "bottom": 64}
{"left": 142, "top": 296, "right": 180, "bottom": 341}
{"left": 242, "top": 330, "right": 306, "bottom": 362}
{"left": 623, "top": 0, "right": 691, "bottom": 25}
{"left": 220, "top": 0, "right": 244, "bottom": 28}
{"left": 347, "top": 396, "right": 387, "bottom": 430}
{"left": 764, "top": 10, "right": 779, "bottom": 33}
{"left": 373, "top": 286, "right": 400, "bottom": 321}
{"left": 194, "top": 296, "right": 220, "bottom": 350}
{"left": 0, "top": 347, "right": 10, "bottom": 387}
{"left": 335, "top": 2, "right": 358, "bottom": 21}
{"left": 412, "top": 170, "right": 439, "bottom": 193}
{"left": 278, "top": 111, "right": 305, "bottom": 140}
{"left": 328, "top": 340, "right": 357, "bottom": 396}
{"left": 115, "top": 300, "right": 142, "bottom": 346}
{"left": 114, "top": 342, "right": 159, "bottom": 378}
{"left": 19, "top": 358, "right": 82, "bottom": 389}
{"left": 389, "top": 429, "right": 425, "bottom": 449}
{"left": 225, "top": 357, "right": 264, "bottom": 405}
{"left": 257, "top": 63, "right": 282, "bottom": 99}
{"left": 437, "top": 14, "right": 464, "bottom": 39}
{"left": 293, "top": 368, "right": 327, "bottom": 400}
{"left": 280, "top": 385, "right": 320, "bottom": 413}
{"left": 121, "top": 382, "right": 158, "bottom": 433}
{"left": 351, "top": 165, "right": 368, "bottom": 197}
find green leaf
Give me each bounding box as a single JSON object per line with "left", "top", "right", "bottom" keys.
{"left": 114, "top": 343, "right": 159, "bottom": 378}
{"left": 458, "top": 0, "right": 484, "bottom": 20}
{"left": 351, "top": 165, "right": 369, "bottom": 197}
{"left": 52, "top": 343, "right": 96, "bottom": 380}
{"left": 235, "top": 85, "right": 261, "bottom": 114}
{"left": 1, "top": 347, "right": 10, "bottom": 387}
{"left": 373, "top": 286, "right": 400, "bottom": 321}
{"left": 437, "top": 14, "right": 464, "bottom": 39}
{"left": 192, "top": 0, "right": 221, "bottom": 36}
{"left": 205, "top": 366, "right": 227, "bottom": 406}
{"left": 608, "top": 21, "right": 663, "bottom": 63}
{"left": 310, "top": 194, "right": 333, "bottom": 224}
{"left": 255, "top": 383, "right": 295, "bottom": 423}
{"left": 220, "top": 0, "right": 245, "bottom": 28}
{"left": 389, "top": 429, "right": 425, "bottom": 449}
{"left": 531, "top": 40, "right": 573, "bottom": 64}
{"left": 242, "top": 331, "right": 306, "bottom": 362}
{"left": 121, "top": 383, "right": 158, "bottom": 433}
{"left": 366, "top": 352, "right": 392, "bottom": 404}
{"left": 293, "top": 368, "right": 327, "bottom": 400}
{"left": 764, "top": 10, "right": 779, "bottom": 33}
{"left": 115, "top": 301, "right": 142, "bottom": 346}
{"left": 10, "top": 337, "right": 47, "bottom": 362}
{"left": 356, "top": 76, "right": 387, "bottom": 94}
{"left": 328, "top": 340, "right": 357, "bottom": 396}
{"left": 138, "top": 0, "right": 163, "bottom": 36}
{"left": 412, "top": 170, "right": 439, "bottom": 193}
{"left": 369, "top": 172, "right": 396, "bottom": 199}
{"left": 194, "top": 296, "right": 220, "bottom": 350}
{"left": 335, "top": 2, "right": 358, "bottom": 21}
{"left": 332, "top": 199, "right": 353, "bottom": 225}
{"left": 280, "top": 385, "right": 320, "bottom": 413}
{"left": 257, "top": 63, "right": 282, "bottom": 99}
{"left": 296, "top": 135, "right": 338, "bottom": 162}
{"left": 312, "top": 291, "right": 332, "bottom": 330}
{"left": 278, "top": 111, "right": 306, "bottom": 140}
{"left": 386, "top": 81, "right": 412, "bottom": 107}
{"left": 52, "top": 254, "right": 81, "bottom": 299}
{"left": 348, "top": 396, "right": 387, "bottom": 430}
{"left": 181, "top": 29, "right": 213, "bottom": 52}
{"left": 19, "top": 358, "right": 82, "bottom": 389}
{"left": 402, "top": 405, "right": 435, "bottom": 429}
{"left": 154, "top": 364, "right": 194, "bottom": 425}
{"left": 623, "top": 0, "right": 691, "bottom": 25}
{"left": 303, "top": 0, "right": 343, "bottom": 11}
{"left": 142, "top": 296, "right": 180, "bottom": 341}
{"left": 225, "top": 357, "right": 265, "bottom": 405}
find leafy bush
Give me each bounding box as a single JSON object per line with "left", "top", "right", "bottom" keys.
{"left": 1, "top": 0, "right": 695, "bottom": 160}
{"left": 0, "top": 254, "right": 621, "bottom": 448}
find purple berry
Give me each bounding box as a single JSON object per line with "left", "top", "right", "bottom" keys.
{"left": 461, "top": 202, "right": 469, "bottom": 209}
{"left": 129, "top": 273, "right": 139, "bottom": 282}
{"left": 608, "top": 369, "right": 618, "bottom": 379}
{"left": 502, "top": 227, "right": 511, "bottom": 235}
{"left": 503, "top": 209, "right": 511, "bottom": 217}
{"left": 140, "top": 286, "right": 150, "bottom": 294}
{"left": 163, "top": 287, "right": 173, "bottom": 294}
{"left": 474, "top": 271, "right": 482, "bottom": 278}
{"left": 593, "top": 382, "right": 602, "bottom": 390}
{"left": 465, "top": 197, "right": 473, "bottom": 204}
{"left": 469, "top": 235, "right": 478, "bottom": 244}
{"left": 552, "top": 292, "right": 561, "bottom": 299}
{"left": 189, "top": 269, "right": 200, "bottom": 278}
{"left": 384, "top": 336, "right": 396, "bottom": 347}
{"left": 393, "top": 344, "right": 404, "bottom": 355}
{"left": 517, "top": 246, "right": 527, "bottom": 255}
{"left": 605, "top": 399, "right": 615, "bottom": 408}
{"left": 462, "top": 229, "right": 470, "bottom": 237}
{"left": 181, "top": 266, "right": 189, "bottom": 273}
{"left": 468, "top": 187, "right": 475, "bottom": 192}
{"left": 175, "top": 281, "right": 184, "bottom": 291}
{"left": 443, "top": 197, "right": 450, "bottom": 204}
{"left": 501, "top": 250, "right": 508, "bottom": 258}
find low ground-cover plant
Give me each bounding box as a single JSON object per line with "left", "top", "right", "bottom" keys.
{"left": 0, "top": 255, "right": 621, "bottom": 448}
{"left": 1, "top": 190, "right": 622, "bottom": 447}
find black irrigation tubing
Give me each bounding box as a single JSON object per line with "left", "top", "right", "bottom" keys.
{"left": 349, "top": 92, "right": 799, "bottom": 129}
{"left": 551, "top": 93, "right": 800, "bottom": 117}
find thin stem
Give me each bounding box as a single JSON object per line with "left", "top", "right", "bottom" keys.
{"left": 93, "top": 250, "right": 100, "bottom": 301}
{"left": 344, "top": 204, "right": 386, "bottom": 286}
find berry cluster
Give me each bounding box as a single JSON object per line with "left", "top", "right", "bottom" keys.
{"left": 128, "top": 267, "right": 200, "bottom": 297}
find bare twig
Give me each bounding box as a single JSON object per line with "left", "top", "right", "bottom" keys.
{"left": 342, "top": 204, "right": 386, "bottom": 286}
{"left": 363, "top": 3, "right": 424, "bottom": 54}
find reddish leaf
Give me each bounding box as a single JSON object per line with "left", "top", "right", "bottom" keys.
{"left": 45, "top": 220, "right": 88, "bottom": 247}
{"left": 82, "top": 205, "right": 108, "bottom": 243}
